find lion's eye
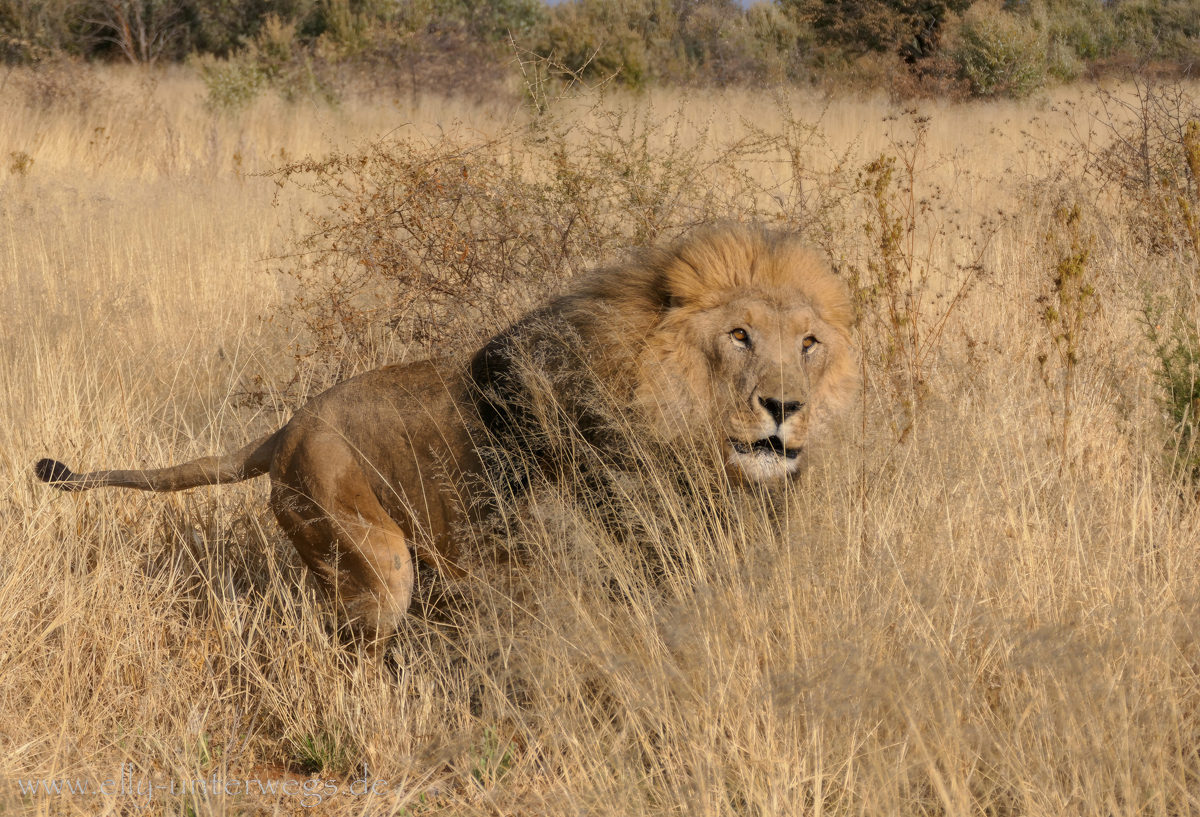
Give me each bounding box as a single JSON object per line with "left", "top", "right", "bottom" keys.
{"left": 731, "top": 328, "right": 751, "bottom": 346}
{"left": 802, "top": 336, "right": 818, "bottom": 351}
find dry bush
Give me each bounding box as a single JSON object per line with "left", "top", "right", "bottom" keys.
{"left": 530, "top": 0, "right": 813, "bottom": 88}
{"left": 345, "top": 22, "right": 516, "bottom": 101}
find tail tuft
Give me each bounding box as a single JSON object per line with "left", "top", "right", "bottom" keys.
{"left": 35, "top": 458, "right": 78, "bottom": 488}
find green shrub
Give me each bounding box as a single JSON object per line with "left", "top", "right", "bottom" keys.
{"left": 746, "top": 0, "right": 813, "bottom": 60}
{"left": 445, "top": 0, "right": 546, "bottom": 40}
{"left": 1111, "top": 0, "right": 1200, "bottom": 61}
{"left": 196, "top": 15, "right": 335, "bottom": 111}
{"left": 674, "top": 0, "right": 812, "bottom": 83}
{"left": 1045, "top": 37, "right": 1082, "bottom": 80}
{"left": 196, "top": 51, "right": 265, "bottom": 111}
{"left": 0, "top": 0, "right": 75, "bottom": 60}
{"left": 532, "top": 0, "right": 812, "bottom": 87}
{"left": 784, "top": 0, "right": 972, "bottom": 60}
{"left": 1034, "top": 0, "right": 1117, "bottom": 60}
{"left": 952, "top": 1, "right": 1046, "bottom": 97}
{"left": 533, "top": 0, "right": 675, "bottom": 87}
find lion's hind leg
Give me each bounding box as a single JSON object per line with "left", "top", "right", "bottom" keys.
{"left": 268, "top": 455, "right": 414, "bottom": 649}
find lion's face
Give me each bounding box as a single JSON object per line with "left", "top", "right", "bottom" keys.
{"left": 629, "top": 235, "right": 857, "bottom": 485}
{"left": 706, "top": 294, "right": 842, "bottom": 481}
{"left": 637, "top": 294, "right": 853, "bottom": 483}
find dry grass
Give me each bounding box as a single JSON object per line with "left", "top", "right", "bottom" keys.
{"left": 2, "top": 63, "right": 1199, "bottom": 815}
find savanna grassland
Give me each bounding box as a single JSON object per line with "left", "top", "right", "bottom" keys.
{"left": 4, "top": 61, "right": 1200, "bottom": 816}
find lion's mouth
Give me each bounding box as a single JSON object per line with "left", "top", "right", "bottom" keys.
{"left": 729, "top": 437, "right": 801, "bottom": 460}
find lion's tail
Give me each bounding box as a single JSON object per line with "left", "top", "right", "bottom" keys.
{"left": 34, "top": 429, "right": 283, "bottom": 493}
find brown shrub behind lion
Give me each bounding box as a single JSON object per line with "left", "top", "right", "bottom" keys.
{"left": 34, "top": 224, "right": 858, "bottom": 645}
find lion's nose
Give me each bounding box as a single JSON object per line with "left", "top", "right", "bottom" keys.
{"left": 759, "top": 397, "right": 804, "bottom": 425}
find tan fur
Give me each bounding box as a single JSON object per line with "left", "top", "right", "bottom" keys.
{"left": 35, "top": 224, "right": 857, "bottom": 643}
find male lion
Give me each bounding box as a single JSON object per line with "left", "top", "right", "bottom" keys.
{"left": 34, "top": 224, "right": 857, "bottom": 641}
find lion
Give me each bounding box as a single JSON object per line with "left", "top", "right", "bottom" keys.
{"left": 34, "top": 224, "right": 857, "bottom": 643}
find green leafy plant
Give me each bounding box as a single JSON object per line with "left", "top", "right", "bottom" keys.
{"left": 787, "top": 0, "right": 970, "bottom": 60}
{"left": 196, "top": 15, "right": 331, "bottom": 112}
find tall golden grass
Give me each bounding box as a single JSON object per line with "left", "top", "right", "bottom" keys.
{"left": 2, "top": 63, "right": 1198, "bottom": 815}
